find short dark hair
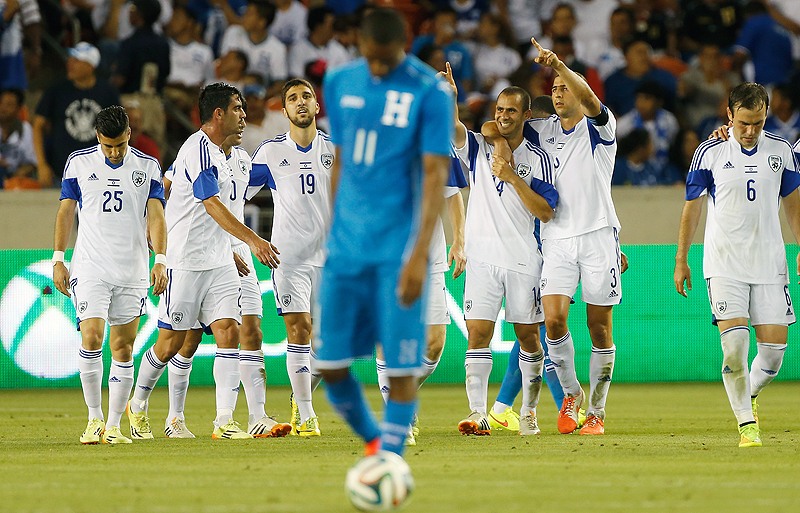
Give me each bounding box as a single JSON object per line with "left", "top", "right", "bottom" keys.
{"left": 611, "top": 6, "right": 635, "bottom": 24}
{"left": 229, "top": 49, "right": 249, "bottom": 70}
{"left": 307, "top": 6, "right": 333, "bottom": 33}
{"left": 499, "top": 86, "right": 531, "bottom": 112}
{"left": 728, "top": 82, "right": 769, "bottom": 113}
{"left": 531, "top": 95, "right": 556, "bottom": 117}
{"left": 249, "top": 0, "right": 276, "bottom": 27}
{"left": 623, "top": 37, "right": 650, "bottom": 55}
{"left": 619, "top": 128, "right": 650, "bottom": 156}
{"left": 132, "top": 0, "right": 161, "bottom": 27}
{"left": 94, "top": 105, "right": 129, "bottom": 138}
{"left": 281, "top": 78, "right": 316, "bottom": 107}
{"left": 199, "top": 83, "right": 243, "bottom": 124}
{"left": 0, "top": 88, "right": 24, "bottom": 106}
{"left": 773, "top": 83, "right": 795, "bottom": 109}
{"left": 361, "top": 7, "right": 406, "bottom": 45}
{"left": 636, "top": 80, "right": 664, "bottom": 101}
{"left": 417, "top": 44, "right": 442, "bottom": 67}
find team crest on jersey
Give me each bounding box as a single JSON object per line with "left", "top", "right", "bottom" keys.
{"left": 282, "top": 294, "right": 292, "bottom": 307}
{"left": 465, "top": 299, "right": 472, "bottom": 312}
{"left": 171, "top": 312, "right": 184, "bottom": 324}
{"left": 768, "top": 155, "right": 783, "bottom": 173}
{"left": 321, "top": 153, "right": 333, "bottom": 169}
{"left": 238, "top": 159, "right": 247, "bottom": 175}
{"left": 516, "top": 163, "right": 531, "bottom": 178}
{"left": 78, "top": 301, "right": 88, "bottom": 314}
{"left": 716, "top": 301, "right": 727, "bottom": 314}
{"left": 131, "top": 170, "right": 146, "bottom": 187}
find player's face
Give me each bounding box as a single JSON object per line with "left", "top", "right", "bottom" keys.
{"left": 220, "top": 94, "right": 246, "bottom": 139}
{"left": 728, "top": 104, "right": 766, "bottom": 149}
{"left": 494, "top": 93, "right": 531, "bottom": 138}
{"left": 97, "top": 128, "right": 131, "bottom": 165}
{"left": 552, "top": 76, "right": 579, "bottom": 117}
{"left": 283, "top": 85, "right": 319, "bottom": 129}
{"left": 359, "top": 38, "right": 405, "bottom": 78}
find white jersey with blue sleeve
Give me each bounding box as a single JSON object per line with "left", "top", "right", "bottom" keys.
{"left": 524, "top": 107, "right": 620, "bottom": 240}
{"left": 164, "top": 130, "right": 235, "bottom": 271}
{"left": 686, "top": 129, "right": 800, "bottom": 284}
{"left": 227, "top": 145, "right": 253, "bottom": 250}
{"left": 60, "top": 145, "right": 165, "bottom": 288}
{"left": 249, "top": 130, "right": 334, "bottom": 267}
{"left": 454, "top": 130, "right": 557, "bottom": 276}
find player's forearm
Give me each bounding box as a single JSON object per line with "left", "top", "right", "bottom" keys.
{"left": 203, "top": 196, "right": 259, "bottom": 246}
{"left": 676, "top": 199, "right": 703, "bottom": 263}
{"left": 481, "top": 122, "right": 513, "bottom": 164}
{"left": 413, "top": 155, "right": 450, "bottom": 258}
{"left": 53, "top": 201, "right": 76, "bottom": 251}
{"left": 446, "top": 191, "right": 466, "bottom": 247}
{"left": 147, "top": 200, "right": 167, "bottom": 256}
{"left": 509, "top": 177, "right": 554, "bottom": 222}
{"left": 552, "top": 60, "right": 602, "bottom": 116}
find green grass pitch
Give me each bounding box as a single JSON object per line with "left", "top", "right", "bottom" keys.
{"left": 2, "top": 382, "right": 800, "bottom": 513}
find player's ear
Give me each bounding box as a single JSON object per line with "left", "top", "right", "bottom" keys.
{"left": 282, "top": 108, "right": 288, "bottom": 119}
{"left": 726, "top": 107, "right": 733, "bottom": 122}
{"left": 95, "top": 131, "right": 101, "bottom": 144}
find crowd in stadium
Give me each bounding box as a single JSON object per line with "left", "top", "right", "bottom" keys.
{"left": 1, "top": 0, "right": 799, "bottom": 190}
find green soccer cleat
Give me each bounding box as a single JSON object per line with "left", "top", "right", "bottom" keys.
{"left": 738, "top": 423, "right": 762, "bottom": 448}
{"left": 126, "top": 401, "right": 154, "bottom": 439}
{"left": 751, "top": 397, "right": 759, "bottom": 427}
{"left": 578, "top": 408, "right": 587, "bottom": 429}
{"left": 289, "top": 393, "right": 301, "bottom": 435}
{"left": 213, "top": 419, "right": 254, "bottom": 439}
{"left": 80, "top": 418, "right": 105, "bottom": 444}
{"left": 411, "top": 415, "right": 420, "bottom": 437}
{"left": 102, "top": 426, "right": 132, "bottom": 444}
{"left": 487, "top": 407, "right": 520, "bottom": 431}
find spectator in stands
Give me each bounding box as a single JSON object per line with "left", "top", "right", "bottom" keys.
{"left": 472, "top": 13, "right": 521, "bottom": 94}
{"left": 613, "top": 128, "right": 680, "bottom": 186}
{"left": 33, "top": 42, "right": 120, "bottom": 188}
{"left": 164, "top": 5, "right": 215, "bottom": 111}
{"left": 764, "top": 84, "right": 800, "bottom": 143}
{"left": 411, "top": 7, "right": 472, "bottom": 99}
{"left": 680, "top": 0, "right": 741, "bottom": 52}
{"left": 221, "top": 0, "right": 287, "bottom": 98}
{"left": 617, "top": 81, "right": 679, "bottom": 175}
{"left": 696, "top": 96, "right": 729, "bottom": 140}
{"left": 495, "top": 0, "right": 557, "bottom": 54}
{"left": 672, "top": 128, "right": 700, "bottom": 181}
{"left": 586, "top": 6, "right": 635, "bottom": 81}
{"left": 288, "top": 6, "right": 351, "bottom": 79}
{"left": 112, "top": 0, "right": 171, "bottom": 95}
{"left": 527, "top": 3, "right": 588, "bottom": 63}
{"left": 604, "top": 39, "right": 676, "bottom": 116}
{"left": 417, "top": 44, "right": 446, "bottom": 74}
{"left": 209, "top": 49, "right": 250, "bottom": 92}
{"left": 733, "top": 1, "right": 793, "bottom": 87}
{"left": 632, "top": 0, "right": 679, "bottom": 58}
{"left": 448, "top": 0, "right": 490, "bottom": 38}
{"left": 93, "top": 0, "right": 172, "bottom": 41}
{"left": 239, "top": 83, "right": 290, "bottom": 154}
{"left": 678, "top": 44, "right": 739, "bottom": 131}
{"left": 0, "top": 88, "right": 36, "bottom": 188}
{"left": 119, "top": 98, "right": 160, "bottom": 162}
{"left": 0, "top": 0, "right": 41, "bottom": 89}
{"left": 270, "top": 0, "right": 307, "bottom": 48}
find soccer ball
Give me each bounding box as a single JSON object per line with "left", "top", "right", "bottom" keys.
{"left": 345, "top": 451, "right": 414, "bottom": 511}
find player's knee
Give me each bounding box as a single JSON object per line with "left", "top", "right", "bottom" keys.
{"left": 587, "top": 321, "right": 611, "bottom": 347}
{"left": 467, "top": 326, "right": 493, "bottom": 348}
{"left": 426, "top": 326, "right": 446, "bottom": 359}
{"left": 288, "top": 320, "right": 312, "bottom": 345}
{"left": 213, "top": 323, "right": 240, "bottom": 349}
{"left": 545, "top": 317, "right": 568, "bottom": 339}
{"left": 80, "top": 326, "right": 104, "bottom": 350}
{"left": 110, "top": 345, "right": 133, "bottom": 362}
{"left": 240, "top": 325, "right": 263, "bottom": 350}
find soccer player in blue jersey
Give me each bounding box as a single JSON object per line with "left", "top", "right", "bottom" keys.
{"left": 314, "top": 7, "right": 454, "bottom": 462}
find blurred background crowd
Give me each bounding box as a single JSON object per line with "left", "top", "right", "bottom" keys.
{"left": 1, "top": 0, "right": 799, "bottom": 190}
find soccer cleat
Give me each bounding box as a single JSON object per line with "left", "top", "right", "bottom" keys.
{"left": 295, "top": 416, "right": 321, "bottom": 437}
{"left": 738, "top": 423, "right": 762, "bottom": 448}
{"left": 364, "top": 437, "right": 381, "bottom": 456}
{"left": 165, "top": 417, "right": 195, "bottom": 438}
{"left": 405, "top": 426, "right": 416, "bottom": 446}
{"left": 519, "top": 413, "right": 541, "bottom": 435}
{"left": 751, "top": 397, "right": 759, "bottom": 427}
{"left": 80, "top": 418, "right": 105, "bottom": 444}
{"left": 579, "top": 414, "right": 605, "bottom": 435}
{"left": 411, "top": 414, "right": 420, "bottom": 437}
{"left": 213, "top": 419, "right": 254, "bottom": 439}
{"left": 289, "top": 393, "right": 301, "bottom": 435}
{"left": 247, "top": 416, "right": 292, "bottom": 438}
{"left": 557, "top": 389, "right": 585, "bottom": 434}
{"left": 102, "top": 426, "right": 132, "bottom": 444}
{"left": 458, "top": 411, "right": 491, "bottom": 435}
{"left": 488, "top": 407, "right": 520, "bottom": 431}
{"left": 126, "top": 401, "right": 154, "bottom": 439}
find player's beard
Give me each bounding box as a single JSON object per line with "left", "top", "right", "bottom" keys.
{"left": 290, "top": 114, "right": 314, "bottom": 129}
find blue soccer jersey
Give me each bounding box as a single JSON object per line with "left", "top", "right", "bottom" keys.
{"left": 323, "top": 55, "right": 455, "bottom": 266}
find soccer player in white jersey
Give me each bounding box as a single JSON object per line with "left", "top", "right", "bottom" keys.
{"left": 490, "top": 37, "right": 622, "bottom": 435}
{"left": 675, "top": 83, "right": 800, "bottom": 448}
{"left": 447, "top": 62, "right": 560, "bottom": 436}
{"left": 127, "top": 83, "right": 280, "bottom": 440}
{"left": 52, "top": 105, "right": 168, "bottom": 444}
{"left": 249, "top": 78, "right": 332, "bottom": 437}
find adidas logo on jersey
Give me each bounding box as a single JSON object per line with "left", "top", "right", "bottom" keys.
{"left": 279, "top": 159, "right": 290, "bottom": 167}
{"left": 295, "top": 366, "right": 310, "bottom": 374}
{"left": 722, "top": 161, "right": 734, "bottom": 169}
{"left": 109, "top": 376, "right": 121, "bottom": 383}
{"left": 546, "top": 137, "right": 555, "bottom": 144}
{"left": 608, "top": 290, "right": 619, "bottom": 298}
{"left": 88, "top": 173, "right": 99, "bottom": 181}
{"left": 722, "top": 365, "right": 732, "bottom": 374}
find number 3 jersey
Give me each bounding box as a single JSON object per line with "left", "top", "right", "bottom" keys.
{"left": 249, "top": 130, "right": 334, "bottom": 267}
{"left": 60, "top": 145, "right": 165, "bottom": 287}
{"left": 686, "top": 129, "right": 800, "bottom": 284}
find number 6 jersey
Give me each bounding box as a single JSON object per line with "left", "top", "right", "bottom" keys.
{"left": 60, "top": 145, "right": 165, "bottom": 287}
{"left": 686, "top": 128, "right": 800, "bottom": 284}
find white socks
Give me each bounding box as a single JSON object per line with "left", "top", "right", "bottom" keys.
{"left": 131, "top": 348, "right": 167, "bottom": 413}
{"left": 213, "top": 348, "right": 240, "bottom": 425}
{"left": 588, "top": 345, "right": 615, "bottom": 419}
{"left": 546, "top": 332, "right": 581, "bottom": 396}
{"left": 750, "top": 342, "right": 786, "bottom": 397}
{"left": 464, "top": 348, "right": 492, "bottom": 415}
{"left": 309, "top": 349, "right": 322, "bottom": 392}
{"left": 167, "top": 354, "right": 193, "bottom": 421}
{"left": 376, "top": 358, "right": 390, "bottom": 403}
{"left": 519, "top": 349, "right": 544, "bottom": 416}
{"left": 79, "top": 348, "right": 104, "bottom": 421}
{"left": 720, "top": 326, "right": 754, "bottom": 425}
{"left": 287, "top": 344, "right": 317, "bottom": 422}
{"left": 419, "top": 356, "right": 439, "bottom": 387}
{"left": 240, "top": 349, "right": 266, "bottom": 424}
{"left": 107, "top": 359, "right": 134, "bottom": 428}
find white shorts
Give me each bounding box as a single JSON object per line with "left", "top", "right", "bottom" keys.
{"left": 157, "top": 265, "right": 242, "bottom": 331}
{"left": 70, "top": 277, "right": 147, "bottom": 326}
{"left": 426, "top": 271, "right": 451, "bottom": 325}
{"left": 272, "top": 263, "right": 321, "bottom": 316}
{"left": 463, "top": 259, "right": 543, "bottom": 324}
{"left": 541, "top": 226, "right": 622, "bottom": 306}
{"left": 233, "top": 244, "right": 263, "bottom": 317}
{"left": 706, "top": 277, "right": 796, "bottom": 326}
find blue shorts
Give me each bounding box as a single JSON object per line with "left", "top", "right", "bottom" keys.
{"left": 314, "top": 260, "right": 427, "bottom": 376}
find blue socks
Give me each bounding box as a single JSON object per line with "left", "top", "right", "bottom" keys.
{"left": 325, "top": 373, "right": 380, "bottom": 444}
{"left": 381, "top": 398, "right": 417, "bottom": 456}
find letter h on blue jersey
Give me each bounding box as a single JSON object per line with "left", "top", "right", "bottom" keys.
{"left": 381, "top": 91, "right": 414, "bottom": 128}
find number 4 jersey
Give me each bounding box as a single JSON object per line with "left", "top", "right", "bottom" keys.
{"left": 60, "top": 145, "right": 165, "bottom": 287}
{"left": 249, "top": 130, "right": 334, "bottom": 267}
{"left": 686, "top": 129, "right": 800, "bottom": 284}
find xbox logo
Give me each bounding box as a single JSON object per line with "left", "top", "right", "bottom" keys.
{"left": 0, "top": 260, "right": 82, "bottom": 379}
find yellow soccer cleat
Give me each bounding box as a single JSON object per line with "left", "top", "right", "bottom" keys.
{"left": 102, "top": 426, "right": 132, "bottom": 444}
{"left": 487, "top": 407, "right": 520, "bottom": 431}
{"left": 578, "top": 408, "right": 587, "bottom": 429}
{"left": 739, "top": 423, "right": 762, "bottom": 448}
{"left": 289, "top": 393, "right": 301, "bottom": 435}
{"left": 751, "top": 397, "right": 759, "bottom": 427}
{"left": 126, "top": 401, "right": 154, "bottom": 439}
{"left": 80, "top": 418, "right": 105, "bottom": 444}
{"left": 213, "top": 419, "right": 254, "bottom": 439}
{"left": 296, "top": 416, "right": 321, "bottom": 437}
